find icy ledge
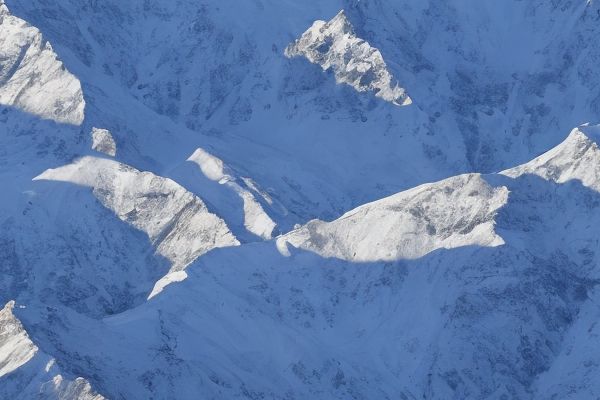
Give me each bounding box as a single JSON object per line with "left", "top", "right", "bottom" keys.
{"left": 502, "top": 125, "right": 600, "bottom": 192}
{"left": 0, "top": 302, "right": 105, "bottom": 400}
{"left": 0, "top": 0, "right": 84, "bottom": 125}
{"left": 277, "top": 174, "right": 507, "bottom": 262}
{"left": 285, "top": 10, "right": 411, "bottom": 106}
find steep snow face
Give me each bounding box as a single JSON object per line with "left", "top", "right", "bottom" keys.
{"left": 187, "top": 148, "right": 277, "bottom": 240}
{"left": 285, "top": 10, "right": 411, "bottom": 106}
{"left": 0, "top": 302, "right": 105, "bottom": 400}
{"left": 0, "top": 1, "right": 84, "bottom": 125}
{"left": 278, "top": 174, "right": 508, "bottom": 261}
{"left": 35, "top": 156, "right": 239, "bottom": 272}
{"left": 502, "top": 126, "right": 600, "bottom": 192}
{"left": 91, "top": 127, "right": 116, "bottom": 157}
{"left": 0, "top": 301, "right": 36, "bottom": 377}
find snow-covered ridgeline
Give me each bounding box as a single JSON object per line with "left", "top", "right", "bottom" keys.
{"left": 285, "top": 10, "right": 411, "bottom": 106}
{"left": 278, "top": 173, "right": 508, "bottom": 262}
{"left": 0, "top": 0, "right": 84, "bottom": 125}
{"left": 502, "top": 125, "right": 600, "bottom": 192}
{"left": 187, "top": 148, "right": 277, "bottom": 240}
{"left": 0, "top": 301, "right": 104, "bottom": 400}
{"left": 34, "top": 157, "right": 239, "bottom": 272}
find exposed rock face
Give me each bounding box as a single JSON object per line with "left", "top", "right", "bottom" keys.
{"left": 285, "top": 10, "right": 411, "bottom": 106}
{"left": 0, "top": 0, "right": 84, "bottom": 125}
{"left": 278, "top": 173, "right": 508, "bottom": 261}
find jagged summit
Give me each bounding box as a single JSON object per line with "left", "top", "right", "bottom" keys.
{"left": 285, "top": 10, "right": 411, "bottom": 106}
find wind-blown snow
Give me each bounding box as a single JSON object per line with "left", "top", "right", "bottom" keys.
{"left": 285, "top": 10, "right": 411, "bottom": 106}
{"left": 0, "top": 0, "right": 84, "bottom": 125}
{"left": 278, "top": 173, "right": 508, "bottom": 261}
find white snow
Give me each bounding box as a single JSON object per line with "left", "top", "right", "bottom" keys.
{"left": 0, "top": 301, "right": 37, "bottom": 377}
{"left": 34, "top": 156, "right": 239, "bottom": 271}
{"left": 501, "top": 125, "right": 600, "bottom": 192}
{"left": 91, "top": 127, "right": 116, "bottom": 157}
{"left": 278, "top": 173, "right": 508, "bottom": 261}
{"left": 0, "top": 1, "right": 84, "bottom": 125}
{"left": 188, "top": 148, "right": 277, "bottom": 240}
{"left": 0, "top": 301, "right": 105, "bottom": 400}
{"left": 3, "top": 1, "right": 600, "bottom": 398}
{"left": 148, "top": 270, "right": 187, "bottom": 299}
{"left": 285, "top": 10, "right": 411, "bottom": 106}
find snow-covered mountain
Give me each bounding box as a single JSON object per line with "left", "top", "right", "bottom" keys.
{"left": 2, "top": 0, "right": 600, "bottom": 398}
{"left": 0, "top": 302, "right": 104, "bottom": 400}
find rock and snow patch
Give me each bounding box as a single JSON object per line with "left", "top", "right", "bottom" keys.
{"left": 91, "top": 127, "right": 116, "bottom": 157}
{"left": 278, "top": 174, "right": 508, "bottom": 262}
{"left": 188, "top": 148, "right": 277, "bottom": 240}
{"left": 0, "top": 1, "right": 84, "bottom": 125}
{"left": 502, "top": 125, "right": 600, "bottom": 192}
{"left": 285, "top": 10, "right": 411, "bottom": 106}
{"left": 0, "top": 302, "right": 104, "bottom": 400}
{"left": 34, "top": 156, "right": 239, "bottom": 272}
{"left": 0, "top": 301, "right": 36, "bottom": 377}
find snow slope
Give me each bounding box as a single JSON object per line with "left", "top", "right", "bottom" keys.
{"left": 3, "top": 0, "right": 600, "bottom": 399}
{"left": 15, "top": 125, "right": 600, "bottom": 400}
{"left": 502, "top": 125, "right": 600, "bottom": 192}
{"left": 0, "top": 0, "right": 84, "bottom": 125}
{"left": 187, "top": 148, "right": 277, "bottom": 240}
{"left": 0, "top": 302, "right": 104, "bottom": 400}
{"left": 278, "top": 173, "right": 508, "bottom": 261}
{"left": 35, "top": 156, "right": 239, "bottom": 273}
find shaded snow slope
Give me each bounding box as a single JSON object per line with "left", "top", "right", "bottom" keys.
{"left": 19, "top": 157, "right": 600, "bottom": 398}
{"left": 278, "top": 174, "right": 508, "bottom": 261}
{"left": 0, "top": 0, "right": 84, "bottom": 125}
{"left": 35, "top": 156, "right": 239, "bottom": 272}
{"left": 285, "top": 10, "right": 411, "bottom": 106}
{"left": 8, "top": 124, "right": 600, "bottom": 399}
{"left": 0, "top": 302, "right": 104, "bottom": 400}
